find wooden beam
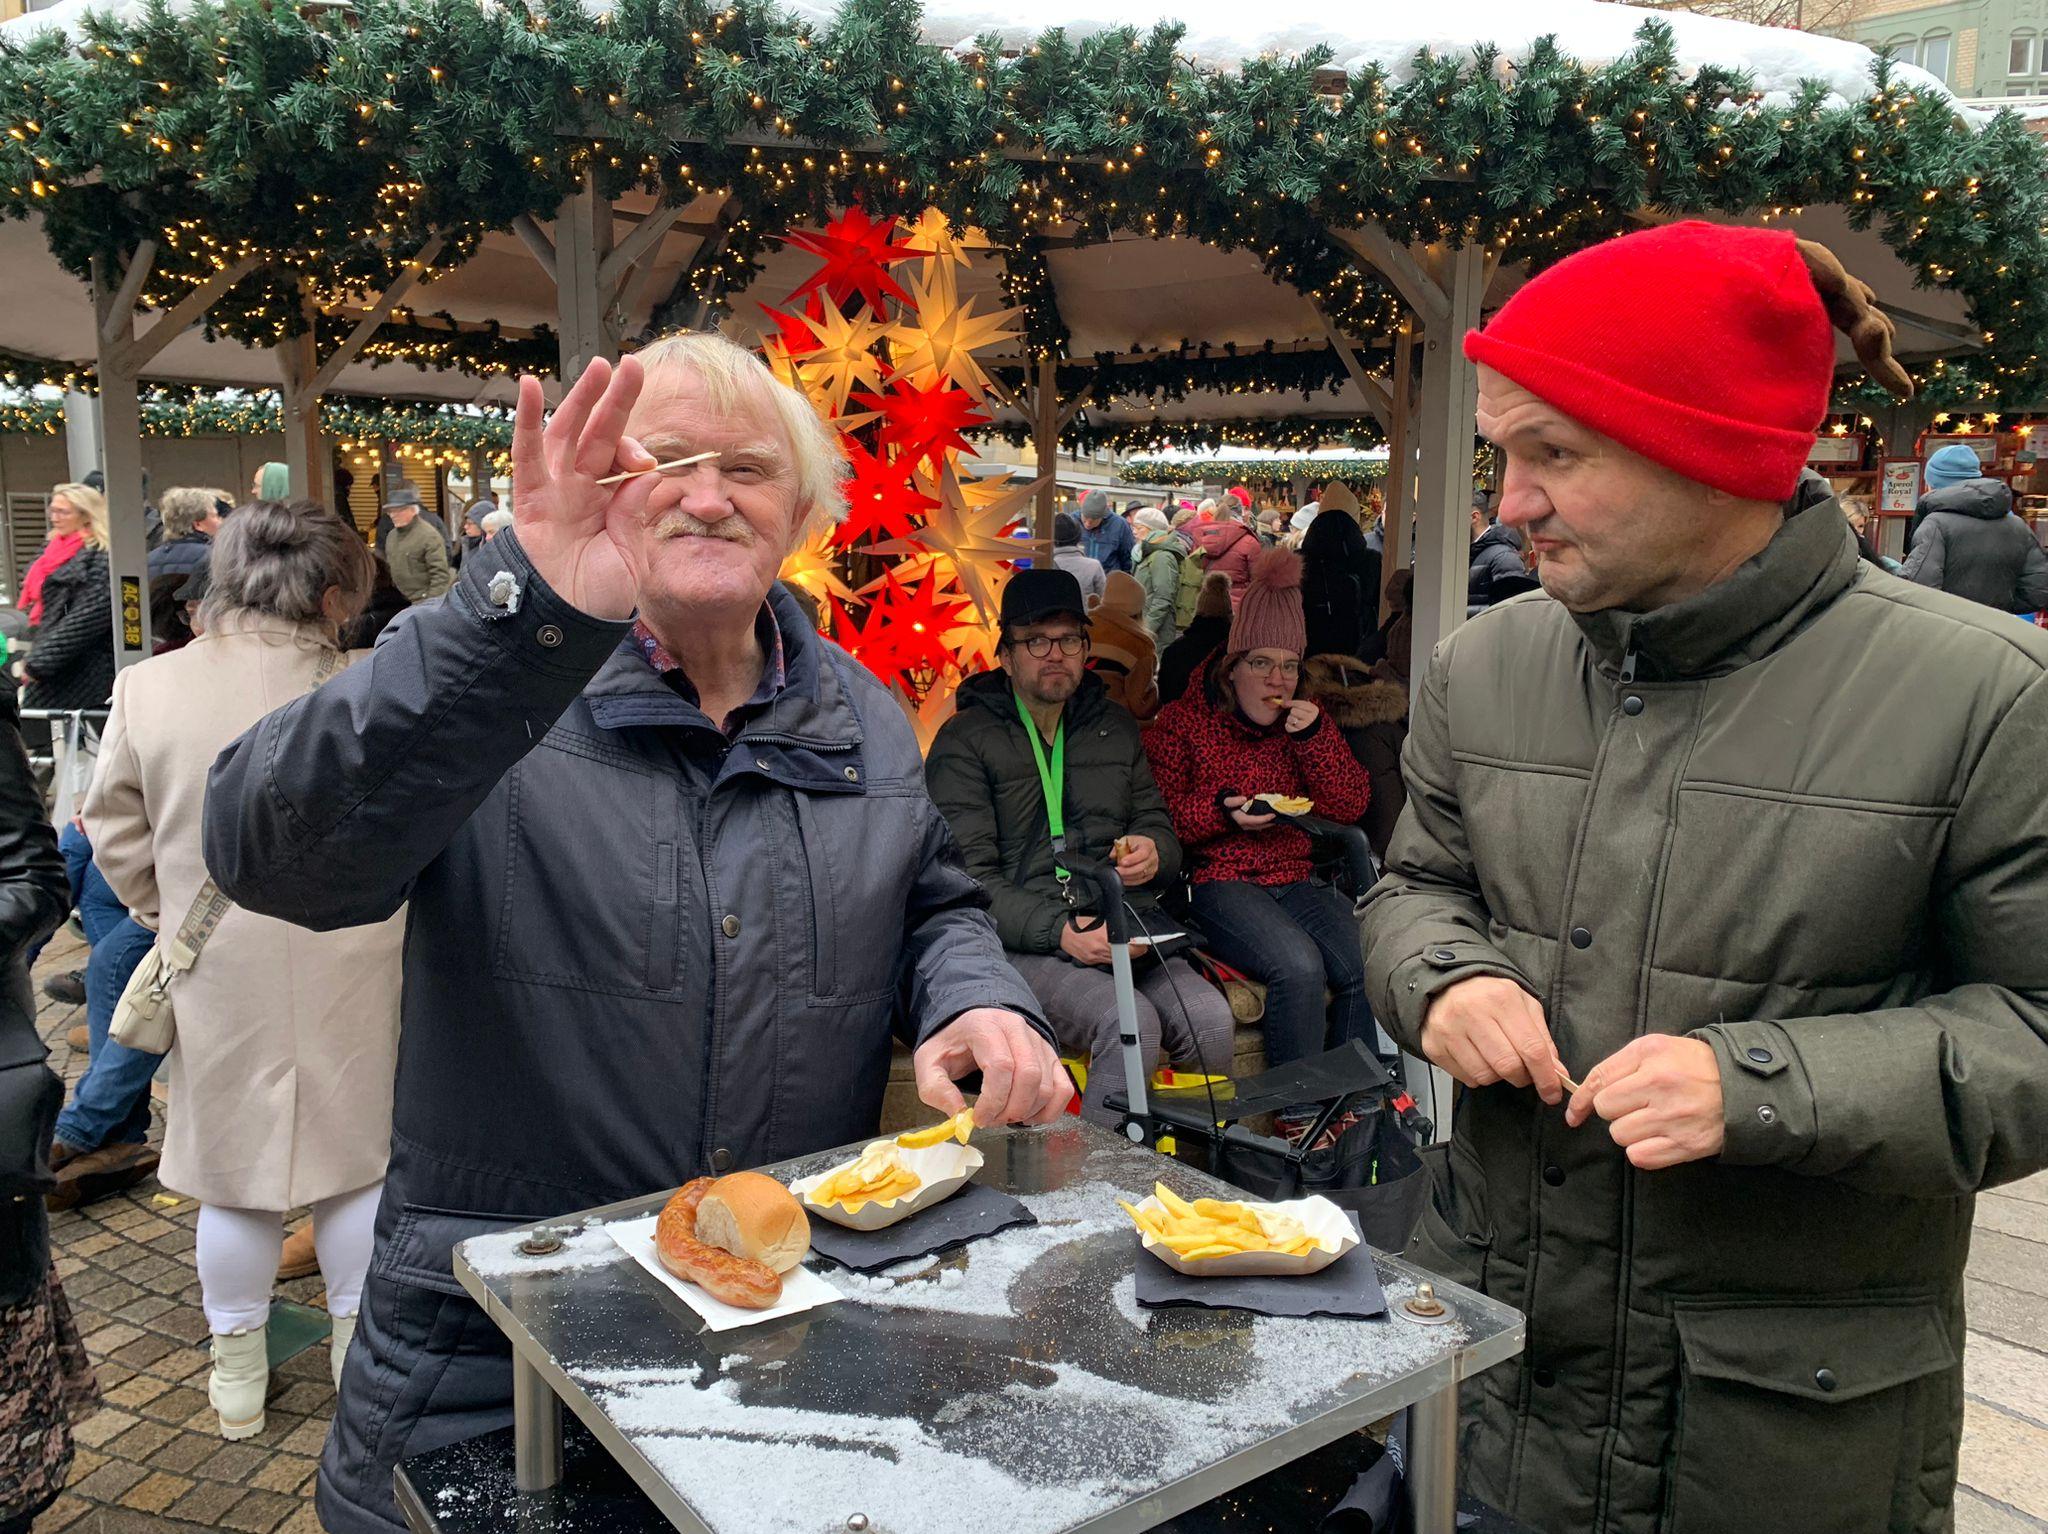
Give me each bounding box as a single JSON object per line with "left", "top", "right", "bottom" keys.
{"left": 1310, "top": 301, "right": 1393, "bottom": 431}
{"left": 598, "top": 201, "right": 686, "bottom": 301}
{"left": 104, "top": 239, "right": 157, "bottom": 341}
{"left": 982, "top": 370, "right": 1027, "bottom": 418}
{"left": 511, "top": 215, "right": 558, "bottom": 283}
{"left": 1032, "top": 354, "right": 1059, "bottom": 565}
{"left": 1382, "top": 322, "right": 1414, "bottom": 624}
{"left": 308, "top": 234, "right": 447, "bottom": 396}
{"left": 122, "top": 253, "right": 263, "bottom": 373}
{"left": 88, "top": 253, "right": 151, "bottom": 671}
{"left": 1327, "top": 224, "right": 1450, "bottom": 330}
{"left": 1410, "top": 242, "right": 1485, "bottom": 655}
{"left": 1055, "top": 377, "right": 1095, "bottom": 432}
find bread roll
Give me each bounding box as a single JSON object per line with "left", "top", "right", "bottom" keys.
{"left": 695, "top": 1171, "right": 811, "bottom": 1274}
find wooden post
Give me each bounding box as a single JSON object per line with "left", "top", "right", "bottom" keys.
{"left": 1410, "top": 244, "right": 1485, "bottom": 654}
{"left": 556, "top": 168, "right": 619, "bottom": 380}
{"left": 91, "top": 261, "right": 151, "bottom": 671}
{"left": 1032, "top": 354, "right": 1059, "bottom": 567}
{"left": 277, "top": 321, "right": 332, "bottom": 512}
{"left": 1382, "top": 322, "right": 1415, "bottom": 621}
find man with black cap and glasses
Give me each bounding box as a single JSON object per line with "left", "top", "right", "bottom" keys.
{"left": 926, "top": 569, "right": 1238, "bottom": 1125}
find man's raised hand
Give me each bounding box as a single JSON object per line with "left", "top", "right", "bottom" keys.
{"left": 508, "top": 357, "right": 657, "bottom": 621}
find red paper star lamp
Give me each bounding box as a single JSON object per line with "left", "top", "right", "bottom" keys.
{"left": 853, "top": 378, "right": 990, "bottom": 474}
{"left": 785, "top": 206, "right": 922, "bottom": 315}
{"left": 835, "top": 438, "right": 939, "bottom": 547}
{"left": 833, "top": 571, "right": 972, "bottom": 682}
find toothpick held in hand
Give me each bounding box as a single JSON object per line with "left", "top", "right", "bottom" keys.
{"left": 595, "top": 449, "right": 719, "bottom": 486}
{"left": 1557, "top": 1065, "right": 1584, "bottom": 1095}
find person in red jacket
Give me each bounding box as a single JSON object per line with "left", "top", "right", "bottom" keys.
{"left": 1145, "top": 548, "right": 1376, "bottom": 1143}
{"left": 1189, "top": 505, "right": 1262, "bottom": 609}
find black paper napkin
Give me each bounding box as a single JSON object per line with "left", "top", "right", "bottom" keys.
{"left": 804, "top": 1181, "right": 1038, "bottom": 1274}
{"left": 1133, "top": 1216, "right": 1387, "bottom": 1319}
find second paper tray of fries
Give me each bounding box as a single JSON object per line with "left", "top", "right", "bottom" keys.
{"left": 1121, "top": 1183, "right": 1359, "bottom": 1278}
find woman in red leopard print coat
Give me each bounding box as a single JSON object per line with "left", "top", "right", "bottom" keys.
{"left": 1143, "top": 549, "right": 1376, "bottom": 1139}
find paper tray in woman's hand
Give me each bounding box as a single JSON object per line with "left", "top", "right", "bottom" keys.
{"left": 1134, "top": 1193, "right": 1359, "bottom": 1278}
{"left": 792, "top": 1142, "right": 983, "bottom": 1230}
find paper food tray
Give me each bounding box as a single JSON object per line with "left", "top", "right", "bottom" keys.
{"left": 605, "top": 1215, "right": 840, "bottom": 1332}
{"left": 791, "top": 1141, "right": 983, "bottom": 1231}
{"left": 1134, "top": 1193, "right": 1358, "bottom": 1278}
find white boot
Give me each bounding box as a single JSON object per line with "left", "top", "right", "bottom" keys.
{"left": 208, "top": 1327, "right": 269, "bottom": 1440}
{"left": 329, "top": 1314, "right": 356, "bottom": 1392}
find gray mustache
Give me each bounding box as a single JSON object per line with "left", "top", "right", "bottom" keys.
{"left": 654, "top": 512, "right": 754, "bottom": 546}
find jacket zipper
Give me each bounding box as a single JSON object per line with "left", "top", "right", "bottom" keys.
{"left": 1619, "top": 648, "right": 1638, "bottom": 688}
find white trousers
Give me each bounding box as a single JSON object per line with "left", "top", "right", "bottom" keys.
{"left": 195, "top": 1181, "right": 382, "bottom": 1335}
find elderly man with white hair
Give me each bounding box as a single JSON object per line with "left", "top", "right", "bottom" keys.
{"left": 204, "top": 333, "right": 1065, "bottom": 1534}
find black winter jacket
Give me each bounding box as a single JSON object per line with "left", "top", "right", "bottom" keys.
{"left": 1466, "top": 522, "right": 1526, "bottom": 608}
{"left": 1158, "top": 612, "right": 1230, "bottom": 705}
{"left": 1901, "top": 478, "right": 2048, "bottom": 614}
{"left": 205, "top": 532, "right": 1046, "bottom": 1224}
{"left": 1300, "top": 507, "right": 1382, "bottom": 660}
{"left": 147, "top": 534, "right": 211, "bottom": 582}
{"left": 24, "top": 547, "right": 115, "bottom": 712}
{"left": 0, "top": 686, "right": 75, "bottom": 1308}
{"left": 925, "top": 671, "right": 1182, "bottom": 953}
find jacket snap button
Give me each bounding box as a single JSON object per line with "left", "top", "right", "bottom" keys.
{"left": 1542, "top": 1164, "right": 1565, "bottom": 1187}
{"left": 1569, "top": 926, "right": 1592, "bottom": 950}
{"left": 1532, "top": 1366, "right": 1557, "bottom": 1388}
{"left": 721, "top": 914, "right": 741, "bottom": 939}
{"left": 536, "top": 624, "right": 564, "bottom": 649}
{"left": 1756, "top": 1104, "right": 1778, "bottom": 1125}
{"left": 1814, "top": 1367, "right": 1838, "bottom": 1393}
{"left": 1621, "top": 695, "right": 1645, "bottom": 717}
{"left": 1431, "top": 948, "right": 1457, "bottom": 963}
{"left": 843, "top": 766, "right": 860, "bottom": 782}
{"left": 1746, "top": 1046, "right": 1774, "bottom": 1065}
{"left": 711, "top": 1148, "right": 734, "bottom": 1173}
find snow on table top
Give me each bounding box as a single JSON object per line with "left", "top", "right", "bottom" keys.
{"left": 6, "top": 0, "right": 1956, "bottom": 117}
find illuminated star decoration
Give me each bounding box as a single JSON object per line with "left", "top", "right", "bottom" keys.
{"left": 886, "top": 268, "right": 1022, "bottom": 402}
{"left": 834, "top": 437, "right": 939, "bottom": 546}
{"left": 867, "top": 463, "right": 1045, "bottom": 626}
{"left": 831, "top": 571, "right": 975, "bottom": 681}
{"left": 794, "top": 298, "right": 893, "bottom": 416}
{"left": 902, "top": 207, "right": 994, "bottom": 273}
{"left": 854, "top": 377, "right": 989, "bottom": 474}
{"left": 886, "top": 675, "right": 960, "bottom": 755}
{"left": 785, "top": 205, "right": 922, "bottom": 314}
{"left": 780, "top": 521, "right": 860, "bottom": 610}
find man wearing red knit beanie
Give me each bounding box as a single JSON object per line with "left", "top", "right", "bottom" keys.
{"left": 1363, "top": 220, "right": 2048, "bottom": 1534}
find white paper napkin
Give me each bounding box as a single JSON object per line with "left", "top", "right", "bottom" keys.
{"left": 605, "top": 1215, "right": 842, "bottom": 1332}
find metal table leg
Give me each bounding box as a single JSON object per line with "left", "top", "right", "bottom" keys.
{"left": 511, "top": 1355, "right": 563, "bottom": 1492}
{"left": 1406, "top": 1374, "right": 1461, "bottom": 1534}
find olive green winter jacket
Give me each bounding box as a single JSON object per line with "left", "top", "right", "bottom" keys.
{"left": 1362, "top": 497, "right": 2048, "bottom": 1534}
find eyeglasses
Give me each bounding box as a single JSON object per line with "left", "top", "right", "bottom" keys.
{"left": 1013, "top": 634, "right": 1088, "bottom": 658}
{"left": 1243, "top": 655, "right": 1301, "bottom": 677}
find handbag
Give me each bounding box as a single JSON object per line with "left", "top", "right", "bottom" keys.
{"left": 107, "top": 645, "right": 346, "bottom": 1055}
{"left": 0, "top": 1013, "right": 63, "bottom": 1196}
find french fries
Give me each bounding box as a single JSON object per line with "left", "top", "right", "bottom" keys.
{"left": 895, "top": 1107, "right": 975, "bottom": 1150}
{"left": 1119, "top": 1182, "right": 1323, "bottom": 1259}
{"left": 808, "top": 1141, "right": 922, "bottom": 1212}
{"left": 1256, "top": 794, "right": 1314, "bottom": 815}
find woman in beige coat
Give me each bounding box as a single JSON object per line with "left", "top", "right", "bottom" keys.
{"left": 83, "top": 501, "right": 401, "bottom": 1440}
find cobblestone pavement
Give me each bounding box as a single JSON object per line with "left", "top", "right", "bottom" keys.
{"left": 25, "top": 930, "right": 2048, "bottom": 1532}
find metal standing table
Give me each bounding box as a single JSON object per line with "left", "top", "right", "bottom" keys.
{"left": 397, "top": 1122, "right": 1522, "bottom": 1534}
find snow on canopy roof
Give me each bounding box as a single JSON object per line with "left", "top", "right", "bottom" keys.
{"left": 7, "top": 0, "right": 1954, "bottom": 116}
{"left": 781, "top": 0, "right": 1956, "bottom": 113}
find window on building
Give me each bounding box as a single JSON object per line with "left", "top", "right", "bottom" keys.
{"left": 1921, "top": 31, "right": 1953, "bottom": 80}
{"left": 2012, "top": 33, "right": 2036, "bottom": 76}
{"left": 2010, "top": 83, "right": 2037, "bottom": 95}
{"left": 1886, "top": 35, "right": 1920, "bottom": 65}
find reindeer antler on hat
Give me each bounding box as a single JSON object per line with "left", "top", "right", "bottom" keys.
{"left": 1795, "top": 238, "right": 1915, "bottom": 402}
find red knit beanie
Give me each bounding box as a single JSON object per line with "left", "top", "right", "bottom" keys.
{"left": 1462, "top": 221, "right": 1833, "bottom": 501}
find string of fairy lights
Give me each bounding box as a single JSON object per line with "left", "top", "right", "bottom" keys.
{"left": 0, "top": 0, "right": 2042, "bottom": 445}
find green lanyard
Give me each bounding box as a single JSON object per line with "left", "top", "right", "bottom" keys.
{"left": 1015, "top": 693, "right": 1070, "bottom": 887}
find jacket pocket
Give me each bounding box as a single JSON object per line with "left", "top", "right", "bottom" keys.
{"left": 792, "top": 793, "right": 912, "bottom": 1007}
{"left": 372, "top": 1203, "right": 525, "bottom": 1298}
{"left": 1666, "top": 1299, "right": 1957, "bottom": 1534}
{"left": 1403, "top": 1139, "right": 1493, "bottom": 1294}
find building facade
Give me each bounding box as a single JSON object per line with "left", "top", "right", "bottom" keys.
{"left": 1832, "top": 0, "right": 2048, "bottom": 98}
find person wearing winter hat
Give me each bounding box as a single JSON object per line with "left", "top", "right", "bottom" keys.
{"left": 1158, "top": 571, "right": 1232, "bottom": 705}
{"left": 1131, "top": 508, "right": 1187, "bottom": 645}
{"left": 1145, "top": 549, "right": 1374, "bottom": 1142}
{"left": 1900, "top": 446, "right": 2048, "bottom": 612}
{"left": 1076, "top": 489, "right": 1135, "bottom": 575}
{"left": 1299, "top": 480, "right": 1382, "bottom": 660}
{"left": 1364, "top": 218, "right": 2048, "bottom": 1534}
{"left": 1086, "top": 571, "right": 1160, "bottom": 719}
{"left": 925, "top": 570, "right": 1236, "bottom": 1127}
{"left": 1050, "top": 509, "right": 1106, "bottom": 605}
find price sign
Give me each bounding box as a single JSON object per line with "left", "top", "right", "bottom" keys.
{"left": 120, "top": 575, "right": 143, "bottom": 651}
